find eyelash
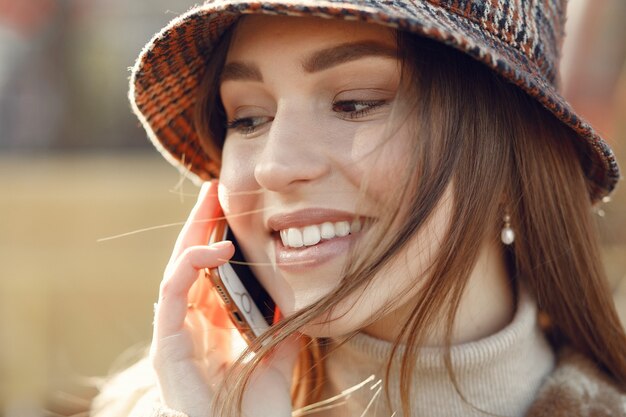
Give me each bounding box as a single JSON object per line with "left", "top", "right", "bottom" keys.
{"left": 335, "top": 100, "right": 388, "bottom": 120}
{"left": 224, "top": 100, "right": 388, "bottom": 135}
{"left": 224, "top": 117, "right": 267, "bottom": 136}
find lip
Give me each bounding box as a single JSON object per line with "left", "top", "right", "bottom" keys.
{"left": 273, "top": 231, "right": 362, "bottom": 273}
{"left": 267, "top": 208, "right": 366, "bottom": 232}
{"left": 267, "top": 208, "right": 374, "bottom": 272}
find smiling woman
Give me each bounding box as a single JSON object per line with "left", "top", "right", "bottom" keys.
{"left": 92, "top": 2, "right": 625, "bottom": 417}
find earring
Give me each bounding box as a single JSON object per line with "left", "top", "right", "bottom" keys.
{"left": 501, "top": 213, "right": 515, "bottom": 245}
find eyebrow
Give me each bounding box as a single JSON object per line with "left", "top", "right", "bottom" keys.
{"left": 219, "top": 40, "right": 398, "bottom": 84}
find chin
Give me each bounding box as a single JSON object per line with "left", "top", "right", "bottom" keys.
{"left": 262, "top": 260, "right": 348, "bottom": 309}
{"left": 292, "top": 298, "right": 372, "bottom": 338}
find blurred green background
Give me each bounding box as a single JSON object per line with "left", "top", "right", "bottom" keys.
{"left": 0, "top": 1, "right": 624, "bottom": 416}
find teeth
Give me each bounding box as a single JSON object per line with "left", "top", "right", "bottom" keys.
{"left": 320, "top": 222, "right": 335, "bottom": 239}
{"left": 350, "top": 218, "right": 362, "bottom": 233}
{"left": 280, "top": 229, "right": 288, "bottom": 245}
{"left": 287, "top": 228, "right": 303, "bottom": 248}
{"left": 303, "top": 225, "right": 321, "bottom": 246}
{"left": 279, "top": 218, "right": 363, "bottom": 248}
{"left": 335, "top": 221, "right": 350, "bottom": 237}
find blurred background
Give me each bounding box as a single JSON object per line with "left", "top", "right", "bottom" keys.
{"left": 0, "top": 0, "right": 625, "bottom": 416}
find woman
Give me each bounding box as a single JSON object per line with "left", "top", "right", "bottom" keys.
{"left": 93, "top": 1, "right": 626, "bottom": 416}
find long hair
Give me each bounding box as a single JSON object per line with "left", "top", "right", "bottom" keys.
{"left": 194, "top": 20, "right": 626, "bottom": 417}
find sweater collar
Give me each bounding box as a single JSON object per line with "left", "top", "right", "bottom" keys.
{"left": 322, "top": 286, "right": 556, "bottom": 417}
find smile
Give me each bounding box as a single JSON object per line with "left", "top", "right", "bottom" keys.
{"left": 279, "top": 219, "right": 362, "bottom": 248}
{"left": 267, "top": 208, "right": 372, "bottom": 271}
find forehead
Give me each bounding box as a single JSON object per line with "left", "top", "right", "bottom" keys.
{"left": 226, "top": 14, "right": 397, "bottom": 58}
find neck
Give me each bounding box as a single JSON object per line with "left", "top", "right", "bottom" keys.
{"left": 363, "top": 239, "right": 515, "bottom": 345}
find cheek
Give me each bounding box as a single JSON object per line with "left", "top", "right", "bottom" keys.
{"left": 218, "top": 140, "right": 259, "bottom": 217}
{"left": 343, "top": 122, "right": 413, "bottom": 205}
{"left": 304, "top": 186, "right": 453, "bottom": 338}
{"left": 218, "top": 141, "right": 267, "bottom": 267}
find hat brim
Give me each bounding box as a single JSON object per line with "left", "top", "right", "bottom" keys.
{"left": 129, "top": 0, "right": 620, "bottom": 202}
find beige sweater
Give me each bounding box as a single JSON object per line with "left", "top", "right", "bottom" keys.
{"left": 92, "top": 289, "right": 625, "bottom": 417}
{"left": 320, "top": 287, "right": 554, "bottom": 416}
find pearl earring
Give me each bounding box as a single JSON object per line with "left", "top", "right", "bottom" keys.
{"left": 501, "top": 214, "right": 515, "bottom": 245}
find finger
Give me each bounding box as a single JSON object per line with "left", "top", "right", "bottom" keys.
{"left": 168, "top": 181, "right": 222, "bottom": 267}
{"left": 155, "top": 242, "right": 235, "bottom": 339}
{"left": 187, "top": 267, "right": 215, "bottom": 315}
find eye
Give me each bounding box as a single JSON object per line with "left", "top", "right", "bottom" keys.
{"left": 332, "top": 100, "right": 389, "bottom": 120}
{"left": 224, "top": 115, "right": 273, "bottom": 135}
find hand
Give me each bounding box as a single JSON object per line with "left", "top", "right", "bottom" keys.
{"left": 151, "top": 181, "right": 298, "bottom": 417}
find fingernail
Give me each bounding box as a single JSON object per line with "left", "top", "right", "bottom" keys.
{"left": 211, "top": 240, "right": 232, "bottom": 249}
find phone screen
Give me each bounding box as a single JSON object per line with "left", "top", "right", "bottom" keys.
{"left": 224, "top": 227, "right": 276, "bottom": 327}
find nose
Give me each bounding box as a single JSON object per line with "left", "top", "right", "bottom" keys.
{"left": 254, "top": 105, "right": 331, "bottom": 191}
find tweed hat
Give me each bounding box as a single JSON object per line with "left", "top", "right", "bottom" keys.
{"left": 130, "top": 0, "right": 620, "bottom": 202}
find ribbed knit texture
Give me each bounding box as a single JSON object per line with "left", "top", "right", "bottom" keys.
{"left": 322, "top": 287, "right": 555, "bottom": 417}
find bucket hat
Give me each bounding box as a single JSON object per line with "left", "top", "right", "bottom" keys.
{"left": 129, "top": 0, "right": 620, "bottom": 203}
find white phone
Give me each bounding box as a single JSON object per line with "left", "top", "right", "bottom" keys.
{"left": 206, "top": 220, "right": 277, "bottom": 347}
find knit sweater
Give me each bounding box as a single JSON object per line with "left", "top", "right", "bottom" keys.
{"left": 92, "top": 290, "right": 625, "bottom": 417}
{"left": 320, "top": 286, "right": 554, "bottom": 416}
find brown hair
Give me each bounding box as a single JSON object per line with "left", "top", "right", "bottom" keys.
{"left": 194, "top": 20, "right": 626, "bottom": 417}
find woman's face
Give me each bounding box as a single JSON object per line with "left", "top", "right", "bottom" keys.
{"left": 217, "top": 15, "right": 451, "bottom": 337}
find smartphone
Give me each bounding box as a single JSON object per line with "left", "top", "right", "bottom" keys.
{"left": 206, "top": 220, "right": 277, "bottom": 347}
